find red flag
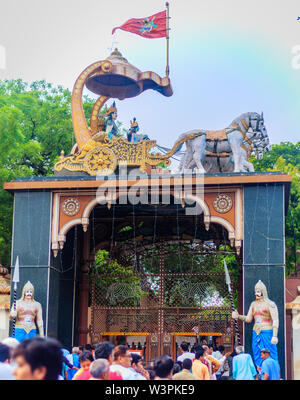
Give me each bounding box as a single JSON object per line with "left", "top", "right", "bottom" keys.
{"left": 112, "top": 10, "right": 167, "bottom": 39}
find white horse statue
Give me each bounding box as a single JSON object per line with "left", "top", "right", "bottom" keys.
{"left": 175, "top": 112, "right": 271, "bottom": 173}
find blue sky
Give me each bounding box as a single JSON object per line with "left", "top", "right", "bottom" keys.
{"left": 0, "top": 0, "right": 299, "bottom": 160}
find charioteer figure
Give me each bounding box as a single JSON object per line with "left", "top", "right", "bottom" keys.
{"left": 105, "top": 101, "right": 118, "bottom": 140}
{"left": 232, "top": 280, "right": 279, "bottom": 368}
{"left": 9, "top": 281, "right": 44, "bottom": 342}
{"left": 127, "top": 118, "right": 139, "bottom": 142}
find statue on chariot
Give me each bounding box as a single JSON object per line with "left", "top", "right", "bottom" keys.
{"left": 54, "top": 46, "right": 271, "bottom": 177}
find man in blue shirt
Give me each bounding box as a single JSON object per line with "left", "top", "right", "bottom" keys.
{"left": 232, "top": 345, "right": 257, "bottom": 380}
{"left": 260, "top": 348, "right": 281, "bottom": 380}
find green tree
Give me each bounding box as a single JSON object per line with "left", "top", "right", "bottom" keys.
{"left": 0, "top": 79, "right": 119, "bottom": 265}
{"left": 89, "top": 249, "right": 147, "bottom": 307}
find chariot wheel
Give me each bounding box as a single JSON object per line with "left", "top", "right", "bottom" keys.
{"left": 84, "top": 146, "right": 117, "bottom": 175}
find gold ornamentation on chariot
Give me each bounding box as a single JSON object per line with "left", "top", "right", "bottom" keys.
{"left": 84, "top": 146, "right": 117, "bottom": 175}
{"left": 54, "top": 133, "right": 176, "bottom": 176}
{"left": 213, "top": 194, "right": 233, "bottom": 214}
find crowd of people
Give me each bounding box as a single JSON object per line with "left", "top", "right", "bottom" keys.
{"left": 0, "top": 336, "right": 281, "bottom": 381}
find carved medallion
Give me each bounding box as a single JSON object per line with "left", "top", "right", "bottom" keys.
{"left": 151, "top": 335, "right": 158, "bottom": 343}
{"left": 62, "top": 198, "right": 80, "bottom": 216}
{"left": 213, "top": 194, "right": 233, "bottom": 214}
{"left": 163, "top": 334, "right": 171, "bottom": 343}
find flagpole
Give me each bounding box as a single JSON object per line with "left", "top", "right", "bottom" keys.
{"left": 166, "top": 2, "right": 170, "bottom": 78}
{"left": 12, "top": 256, "right": 20, "bottom": 338}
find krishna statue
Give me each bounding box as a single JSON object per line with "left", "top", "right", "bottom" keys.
{"left": 9, "top": 281, "right": 44, "bottom": 342}
{"left": 105, "top": 101, "right": 118, "bottom": 140}
{"left": 232, "top": 280, "right": 279, "bottom": 368}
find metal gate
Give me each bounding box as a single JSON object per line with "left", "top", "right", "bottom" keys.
{"left": 90, "top": 242, "right": 235, "bottom": 362}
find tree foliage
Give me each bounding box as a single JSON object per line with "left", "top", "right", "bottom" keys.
{"left": 0, "top": 79, "right": 102, "bottom": 265}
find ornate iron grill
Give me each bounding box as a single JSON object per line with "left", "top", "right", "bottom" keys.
{"left": 90, "top": 242, "right": 236, "bottom": 360}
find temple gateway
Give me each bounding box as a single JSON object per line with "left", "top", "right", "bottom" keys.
{"left": 4, "top": 49, "right": 292, "bottom": 378}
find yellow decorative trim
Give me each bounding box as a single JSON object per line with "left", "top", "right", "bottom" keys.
{"left": 171, "top": 332, "right": 222, "bottom": 336}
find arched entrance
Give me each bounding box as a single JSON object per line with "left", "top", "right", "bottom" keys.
{"left": 85, "top": 199, "right": 241, "bottom": 363}
{"left": 5, "top": 172, "right": 290, "bottom": 377}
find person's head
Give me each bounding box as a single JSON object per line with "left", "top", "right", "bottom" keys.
{"left": 145, "top": 366, "right": 156, "bottom": 380}
{"left": 78, "top": 346, "right": 83, "bottom": 353}
{"left": 173, "top": 363, "right": 181, "bottom": 374}
{"left": 182, "top": 358, "right": 192, "bottom": 371}
{"left": 131, "top": 353, "right": 143, "bottom": 373}
{"left": 95, "top": 342, "right": 114, "bottom": 364}
{"left": 113, "top": 345, "right": 132, "bottom": 368}
{"left": 218, "top": 345, "right": 225, "bottom": 355}
{"left": 195, "top": 348, "right": 205, "bottom": 361}
{"left": 0, "top": 343, "right": 11, "bottom": 363}
{"left": 89, "top": 358, "right": 109, "bottom": 380}
{"left": 260, "top": 348, "right": 271, "bottom": 361}
{"left": 72, "top": 347, "right": 80, "bottom": 354}
{"left": 207, "top": 344, "right": 214, "bottom": 355}
{"left": 235, "top": 345, "right": 244, "bottom": 355}
{"left": 79, "top": 350, "right": 94, "bottom": 370}
{"left": 12, "top": 337, "right": 63, "bottom": 380}
{"left": 154, "top": 355, "right": 174, "bottom": 379}
{"left": 85, "top": 344, "right": 92, "bottom": 351}
{"left": 202, "top": 345, "right": 208, "bottom": 355}
{"left": 193, "top": 344, "right": 202, "bottom": 353}
{"left": 177, "top": 360, "right": 182, "bottom": 370}
{"left": 180, "top": 342, "right": 189, "bottom": 353}
{"left": 2, "top": 337, "right": 20, "bottom": 350}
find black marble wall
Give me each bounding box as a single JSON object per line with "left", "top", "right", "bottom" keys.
{"left": 10, "top": 191, "right": 81, "bottom": 351}
{"left": 243, "top": 183, "right": 286, "bottom": 378}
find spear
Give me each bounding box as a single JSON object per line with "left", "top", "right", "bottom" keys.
{"left": 223, "top": 259, "right": 241, "bottom": 346}
{"left": 12, "top": 256, "right": 20, "bottom": 338}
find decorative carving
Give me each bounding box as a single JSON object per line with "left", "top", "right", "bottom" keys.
{"left": 163, "top": 334, "right": 171, "bottom": 343}
{"left": 151, "top": 335, "right": 158, "bottom": 343}
{"left": 84, "top": 146, "right": 117, "bottom": 175}
{"left": 54, "top": 135, "right": 173, "bottom": 175}
{"left": 213, "top": 194, "right": 233, "bottom": 214}
{"left": 106, "top": 283, "right": 140, "bottom": 306}
{"left": 62, "top": 198, "right": 80, "bottom": 216}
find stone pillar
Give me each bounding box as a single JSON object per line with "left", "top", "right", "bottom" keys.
{"left": 78, "top": 267, "right": 89, "bottom": 346}
{"left": 0, "top": 266, "right": 10, "bottom": 340}
{"left": 77, "top": 229, "right": 90, "bottom": 346}
{"left": 243, "top": 183, "right": 286, "bottom": 378}
{"left": 286, "top": 286, "right": 300, "bottom": 380}
{"left": 9, "top": 192, "right": 80, "bottom": 350}
{"left": 10, "top": 192, "right": 53, "bottom": 338}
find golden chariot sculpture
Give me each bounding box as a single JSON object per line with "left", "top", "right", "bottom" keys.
{"left": 54, "top": 48, "right": 177, "bottom": 176}
{"left": 54, "top": 48, "right": 271, "bottom": 176}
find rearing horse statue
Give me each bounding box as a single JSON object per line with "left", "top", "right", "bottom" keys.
{"left": 175, "top": 112, "right": 271, "bottom": 173}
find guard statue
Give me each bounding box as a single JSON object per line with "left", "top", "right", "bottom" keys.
{"left": 9, "top": 281, "right": 44, "bottom": 342}
{"left": 232, "top": 280, "right": 279, "bottom": 368}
